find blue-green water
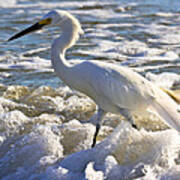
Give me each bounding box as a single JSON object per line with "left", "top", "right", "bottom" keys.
{"left": 1, "top": 0, "right": 180, "bottom": 88}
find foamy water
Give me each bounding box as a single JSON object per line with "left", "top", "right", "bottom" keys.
{"left": 0, "top": 0, "right": 180, "bottom": 179}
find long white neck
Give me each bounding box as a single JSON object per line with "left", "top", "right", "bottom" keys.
{"left": 51, "top": 18, "right": 81, "bottom": 83}
{"left": 51, "top": 33, "right": 71, "bottom": 75}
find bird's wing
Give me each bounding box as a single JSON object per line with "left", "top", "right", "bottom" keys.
{"left": 85, "top": 61, "right": 151, "bottom": 111}
{"left": 91, "top": 62, "right": 180, "bottom": 132}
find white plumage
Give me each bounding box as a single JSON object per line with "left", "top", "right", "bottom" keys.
{"left": 8, "top": 10, "right": 180, "bottom": 147}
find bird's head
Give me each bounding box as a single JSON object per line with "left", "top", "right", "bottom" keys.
{"left": 7, "top": 10, "right": 84, "bottom": 42}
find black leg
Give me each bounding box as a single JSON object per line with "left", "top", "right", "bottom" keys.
{"left": 90, "top": 108, "right": 106, "bottom": 148}
{"left": 91, "top": 123, "right": 100, "bottom": 148}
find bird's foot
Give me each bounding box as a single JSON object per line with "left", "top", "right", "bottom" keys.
{"left": 132, "top": 123, "right": 138, "bottom": 130}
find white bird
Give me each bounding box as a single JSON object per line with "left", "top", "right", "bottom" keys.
{"left": 8, "top": 10, "right": 180, "bottom": 147}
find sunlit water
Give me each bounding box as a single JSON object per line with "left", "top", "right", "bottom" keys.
{"left": 0, "top": 0, "right": 180, "bottom": 179}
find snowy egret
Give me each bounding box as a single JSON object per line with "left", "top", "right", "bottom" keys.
{"left": 8, "top": 10, "right": 180, "bottom": 147}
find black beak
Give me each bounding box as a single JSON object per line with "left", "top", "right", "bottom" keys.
{"left": 7, "top": 22, "right": 46, "bottom": 42}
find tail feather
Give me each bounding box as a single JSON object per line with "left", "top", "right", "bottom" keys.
{"left": 150, "top": 90, "right": 180, "bottom": 132}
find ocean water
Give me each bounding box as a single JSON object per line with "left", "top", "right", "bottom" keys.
{"left": 0, "top": 0, "right": 180, "bottom": 179}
